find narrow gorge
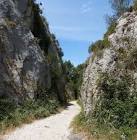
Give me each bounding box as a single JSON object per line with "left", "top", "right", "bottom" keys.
{"left": 1, "top": 0, "right": 137, "bottom": 140}
{"left": 0, "top": 0, "right": 68, "bottom": 135}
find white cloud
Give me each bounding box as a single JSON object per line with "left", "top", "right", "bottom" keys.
{"left": 49, "top": 25, "right": 96, "bottom": 42}
{"left": 51, "top": 26, "right": 93, "bottom": 32}
{"left": 81, "top": 1, "right": 92, "bottom": 14}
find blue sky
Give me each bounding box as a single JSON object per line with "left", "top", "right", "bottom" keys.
{"left": 37, "top": 0, "right": 112, "bottom": 66}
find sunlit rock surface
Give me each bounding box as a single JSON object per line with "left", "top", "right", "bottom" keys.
{"left": 81, "top": 11, "right": 137, "bottom": 115}
{"left": 0, "top": 0, "right": 66, "bottom": 103}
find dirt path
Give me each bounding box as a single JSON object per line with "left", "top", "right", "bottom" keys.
{"left": 3, "top": 101, "right": 81, "bottom": 140}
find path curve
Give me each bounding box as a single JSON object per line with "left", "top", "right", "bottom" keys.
{"left": 3, "top": 101, "right": 80, "bottom": 140}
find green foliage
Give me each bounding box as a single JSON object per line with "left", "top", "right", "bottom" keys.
{"left": 73, "top": 111, "right": 89, "bottom": 129}
{"left": 126, "top": 47, "right": 137, "bottom": 70}
{"left": 115, "top": 48, "right": 128, "bottom": 68}
{"left": 89, "top": 40, "right": 102, "bottom": 54}
{"left": 88, "top": 32, "right": 111, "bottom": 61}
{"left": 0, "top": 90, "right": 59, "bottom": 133}
{"left": 133, "top": 0, "right": 137, "bottom": 10}
{"left": 109, "top": 0, "right": 131, "bottom": 17}
{"left": 72, "top": 102, "right": 121, "bottom": 140}
{"left": 104, "top": 22, "right": 117, "bottom": 38}
{"left": 32, "top": 1, "right": 63, "bottom": 59}
{"left": 73, "top": 64, "right": 86, "bottom": 97}
{"left": 0, "top": 97, "right": 16, "bottom": 121}
{"left": 31, "top": 1, "right": 51, "bottom": 54}
{"left": 105, "top": 0, "right": 130, "bottom": 40}
{"left": 63, "top": 61, "right": 85, "bottom": 99}
{"left": 92, "top": 72, "right": 137, "bottom": 138}
{"left": 73, "top": 73, "right": 137, "bottom": 139}
{"left": 58, "top": 47, "right": 64, "bottom": 57}
{"left": 47, "top": 51, "right": 62, "bottom": 81}
{"left": 88, "top": 38, "right": 111, "bottom": 59}
{"left": 105, "top": 0, "right": 131, "bottom": 39}
{"left": 63, "top": 60, "right": 74, "bottom": 80}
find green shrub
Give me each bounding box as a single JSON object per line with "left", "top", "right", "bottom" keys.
{"left": 104, "top": 22, "right": 117, "bottom": 38}
{"left": 0, "top": 91, "right": 59, "bottom": 134}
{"left": 88, "top": 38, "right": 111, "bottom": 63}
{"left": 72, "top": 105, "right": 121, "bottom": 140}
{"left": 133, "top": 0, "right": 137, "bottom": 11}
{"left": 92, "top": 72, "right": 137, "bottom": 138}
{"left": 89, "top": 38, "right": 111, "bottom": 54}
{"left": 73, "top": 72, "right": 137, "bottom": 139}
{"left": 125, "top": 47, "right": 137, "bottom": 70}
{"left": 116, "top": 48, "right": 128, "bottom": 63}
{"left": 0, "top": 97, "right": 16, "bottom": 121}
{"left": 89, "top": 40, "right": 102, "bottom": 54}
{"left": 63, "top": 61, "right": 85, "bottom": 100}
{"left": 110, "top": 0, "right": 131, "bottom": 17}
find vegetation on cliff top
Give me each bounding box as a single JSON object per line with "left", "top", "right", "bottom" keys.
{"left": 73, "top": 0, "right": 137, "bottom": 139}
{"left": 88, "top": 0, "right": 136, "bottom": 57}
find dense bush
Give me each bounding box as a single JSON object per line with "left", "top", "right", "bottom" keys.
{"left": 110, "top": 0, "right": 131, "bottom": 17}
{"left": 73, "top": 72, "right": 137, "bottom": 139}
{"left": 133, "top": 0, "right": 137, "bottom": 10}
{"left": 126, "top": 47, "right": 137, "bottom": 70}
{"left": 0, "top": 90, "right": 59, "bottom": 134}
{"left": 88, "top": 38, "right": 110, "bottom": 58}
{"left": 0, "top": 97, "right": 16, "bottom": 121}
{"left": 63, "top": 61, "right": 85, "bottom": 100}
{"left": 104, "top": 22, "right": 117, "bottom": 38}
{"left": 92, "top": 72, "right": 137, "bottom": 138}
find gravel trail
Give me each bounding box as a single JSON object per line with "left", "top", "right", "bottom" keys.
{"left": 3, "top": 101, "right": 81, "bottom": 140}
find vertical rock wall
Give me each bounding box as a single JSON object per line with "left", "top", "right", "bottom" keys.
{"left": 81, "top": 11, "right": 137, "bottom": 115}
{"left": 0, "top": 0, "right": 66, "bottom": 104}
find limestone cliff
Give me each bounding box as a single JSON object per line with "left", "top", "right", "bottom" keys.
{"left": 81, "top": 11, "right": 137, "bottom": 115}
{"left": 0, "top": 0, "right": 66, "bottom": 104}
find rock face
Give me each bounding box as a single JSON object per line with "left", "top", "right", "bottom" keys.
{"left": 81, "top": 11, "right": 137, "bottom": 115}
{"left": 0, "top": 0, "right": 66, "bottom": 103}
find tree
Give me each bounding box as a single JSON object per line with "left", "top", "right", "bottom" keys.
{"left": 110, "top": 0, "right": 131, "bottom": 17}
{"left": 63, "top": 61, "right": 85, "bottom": 99}
{"left": 133, "top": 0, "right": 137, "bottom": 10}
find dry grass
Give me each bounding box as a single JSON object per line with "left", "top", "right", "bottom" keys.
{"left": 71, "top": 112, "right": 124, "bottom": 140}
{"left": 0, "top": 99, "right": 61, "bottom": 136}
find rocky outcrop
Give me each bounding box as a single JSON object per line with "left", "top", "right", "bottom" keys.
{"left": 81, "top": 11, "right": 137, "bottom": 115}
{"left": 0, "top": 0, "right": 66, "bottom": 104}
